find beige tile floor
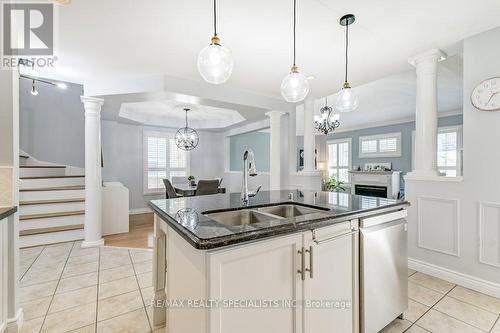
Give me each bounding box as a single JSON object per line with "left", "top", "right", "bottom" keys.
{"left": 381, "top": 269, "right": 500, "bottom": 333}
{"left": 19, "top": 241, "right": 162, "bottom": 333}
{"left": 19, "top": 242, "right": 500, "bottom": 333}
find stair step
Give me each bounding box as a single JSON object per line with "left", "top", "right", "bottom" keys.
{"left": 20, "top": 177, "right": 85, "bottom": 190}
{"left": 20, "top": 165, "right": 66, "bottom": 168}
{"left": 20, "top": 198, "right": 85, "bottom": 205}
{"left": 20, "top": 224, "right": 84, "bottom": 236}
{"left": 20, "top": 212, "right": 85, "bottom": 233}
{"left": 20, "top": 185, "right": 85, "bottom": 192}
{"left": 20, "top": 175, "right": 84, "bottom": 179}
{"left": 19, "top": 154, "right": 29, "bottom": 159}
{"left": 20, "top": 229, "right": 84, "bottom": 248}
{"left": 20, "top": 210, "right": 85, "bottom": 221}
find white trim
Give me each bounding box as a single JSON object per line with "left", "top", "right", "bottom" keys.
{"left": 224, "top": 118, "right": 271, "bottom": 137}
{"left": 359, "top": 132, "right": 402, "bottom": 158}
{"left": 81, "top": 239, "right": 105, "bottom": 248}
{"left": 129, "top": 208, "right": 153, "bottom": 215}
{"left": 417, "top": 196, "right": 460, "bottom": 257}
{"left": 6, "top": 308, "right": 23, "bottom": 332}
{"left": 223, "top": 170, "right": 270, "bottom": 175}
{"left": 404, "top": 175, "right": 464, "bottom": 182}
{"left": 478, "top": 201, "right": 500, "bottom": 268}
{"left": 408, "top": 258, "right": 500, "bottom": 299}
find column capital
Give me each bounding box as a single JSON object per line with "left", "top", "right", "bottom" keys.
{"left": 408, "top": 49, "right": 447, "bottom": 67}
{"left": 81, "top": 96, "right": 104, "bottom": 116}
{"left": 265, "top": 110, "right": 286, "bottom": 118}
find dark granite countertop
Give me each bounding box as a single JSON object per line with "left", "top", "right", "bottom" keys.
{"left": 0, "top": 206, "right": 17, "bottom": 221}
{"left": 149, "top": 190, "right": 409, "bottom": 250}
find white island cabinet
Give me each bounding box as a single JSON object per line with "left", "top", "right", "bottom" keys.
{"left": 155, "top": 215, "right": 359, "bottom": 333}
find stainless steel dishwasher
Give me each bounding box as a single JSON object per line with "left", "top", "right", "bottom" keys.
{"left": 360, "top": 210, "right": 408, "bottom": 333}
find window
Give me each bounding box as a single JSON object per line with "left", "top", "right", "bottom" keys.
{"left": 359, "top": 132, "right": 402, "bottom": 158}
{"left": 143, "top": 131, "right": 189, "bottom": 194}
{"left": 437, "top": 126, "right": 462, "bottom": 177}
{"left": 411, "top": 125, "right": 463, "bottom": 177}
{"left": 327, "top": 139, "right": 351, "bottom": 184}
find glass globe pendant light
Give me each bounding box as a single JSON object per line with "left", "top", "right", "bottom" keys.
{"left": 335, "top": 14, "right": 359, "bottom": 112}
{"left": 175, "top": 108, "right": 199, "bottom": 151}
{"left": 197, "top": 0, "right": 233, "bottom": 84}
{"left": 280, "top": 0, "right": 309, "bottom": 103}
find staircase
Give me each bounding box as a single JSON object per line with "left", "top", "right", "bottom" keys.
{"left": 19, "top": 154, "right": 86, "bottom": 248}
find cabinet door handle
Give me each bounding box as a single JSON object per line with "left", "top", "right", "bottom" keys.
{"left": 305, "top": 246, "right": 313, "bottom": 279}
{"left": 297, "top": 247, "right": 305, "bottom": 281}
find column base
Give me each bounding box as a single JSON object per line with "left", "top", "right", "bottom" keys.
{"left": 6, "top": 308, "right": 23, "bottom": 333}
{"left": 81, "top": 238, "right": 104, "bottom": 248}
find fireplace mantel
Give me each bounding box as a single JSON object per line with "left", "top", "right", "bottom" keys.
{"left": 349, "top": 170, "right": 401, "bottom": 199}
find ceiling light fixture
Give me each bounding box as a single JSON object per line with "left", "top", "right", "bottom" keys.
{"left": 175, "top": 108, "right": 199, "bottom": 151}
{"left": 197, "top": 0, "right": 233, "bottom": 84}
{"left": 335, "top": 14, "right": 359, "bottom": 112}
{"left": 281, "top": 0, "right": 309, "bottom": 103}
{"left": 30, "top": 80, "right": 38, "bottom": 96}
{"left": 314, "top": 97, "right": 340, "bottom": 134}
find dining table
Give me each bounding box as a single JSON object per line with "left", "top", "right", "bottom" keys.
{"left": 174, "top": 184, "right": 226, "bottom": 197}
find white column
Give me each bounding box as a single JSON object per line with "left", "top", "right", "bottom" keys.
{"left": 408, "top": 49, "right": 446, "bottom": 177}
{"left": 302, "top": 99, "right": 315, "bottom": 172}
{"left": 266, "top": 111, "right": 286, "bottom": 190}
{"left": 81, "top": 96, "right": 105, "bottom": 248}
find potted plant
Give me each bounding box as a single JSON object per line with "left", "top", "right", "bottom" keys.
{"left": 324, "top": 176, "right": 346, "bottom": 192}
{"left": 188, "top": 175, "right": 196, "bottom": 186}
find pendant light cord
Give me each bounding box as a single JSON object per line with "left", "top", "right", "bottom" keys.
{"left": 344, "top": 21, "right": 349, "bottom": 83}
{"left": 213, "top": 0, "right": 217, "bottom": 36}
{"left": 293, "top": 0, "right": 296, "bottom": 66}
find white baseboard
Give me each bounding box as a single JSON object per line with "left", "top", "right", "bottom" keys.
{"left": 129, "top": 208, "right": 152, "bottom": 215}
{"left": 6, "top": 308, "right": 23, "bottom": 333}
{"left": 408, "top": 258, "right": 500, "bottom": 298}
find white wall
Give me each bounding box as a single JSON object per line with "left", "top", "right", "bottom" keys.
{"left": 405, "top": 27, "right": 500, "bottom": 296}
{"left": 101, "top": 120, "right": 225, "bottom": 210}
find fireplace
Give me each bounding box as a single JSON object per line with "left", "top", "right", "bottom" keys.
{"left": 355, "top": 184, "right": 388, "bottom": 198}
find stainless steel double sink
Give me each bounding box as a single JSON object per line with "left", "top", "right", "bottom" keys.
{"left": 204, "top": 204, "right": 330, "bottom": 227}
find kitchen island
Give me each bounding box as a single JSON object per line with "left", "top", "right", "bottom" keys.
{"left": 149, "top": 190, "right": 409, "bottom": 333}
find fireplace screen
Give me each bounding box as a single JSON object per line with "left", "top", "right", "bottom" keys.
{"left": 355, "top": 184, "right": 388, "bottom": 198}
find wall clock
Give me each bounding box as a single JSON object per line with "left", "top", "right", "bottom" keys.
{"left": 471, "top": 77, "right": 500, "bottom": 111}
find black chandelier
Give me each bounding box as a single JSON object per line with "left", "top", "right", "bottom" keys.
{"left": 314, "top": 97, "right": 340, "bottom": 135}
{"left": 175, "top": 108, "right": 199, "bottom": 151}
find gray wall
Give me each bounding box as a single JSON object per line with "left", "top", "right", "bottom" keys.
{"left": 101, "top": 120, "right": 225, "bottom": 209}
{"left": 19, "top": 79, "right": 85, "bottom": 167}
{"left": 229, "top": 130, "right": 270, "bottom": 172}
{"left": 298, "top": 114, "right": 463, "bottom": 188}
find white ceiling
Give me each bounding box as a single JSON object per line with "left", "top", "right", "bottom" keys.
{"left": 43, "top": 0, "right": 500, "bottom": 99}
{"left": 118, "top": 101, "right": 245, "bottom": 129}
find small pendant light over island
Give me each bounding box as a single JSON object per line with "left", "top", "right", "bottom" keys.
{"left": 280, "top": 0, "right": 310, "bottom": 103}
{"left": 197, "top": 0, "right": 234, "bottom": 84}
{"left": 335, "top": 14, "right": 359, "bottom": 112}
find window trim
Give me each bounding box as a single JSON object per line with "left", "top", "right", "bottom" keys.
{"left": 359, "top": 132, "right": 402, "bottom": 158}
{"left": 143, "top": 130, "right": 190, "bottom": 195}
{"left": 327, "top": 138, "right": 352, "bottom": 184}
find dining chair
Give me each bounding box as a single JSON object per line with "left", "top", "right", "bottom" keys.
{"left": 196, "top": 180, "right": 220, "bottom": 196}
{"left": 163, "top": 178, "right": 180, "bottom": 199}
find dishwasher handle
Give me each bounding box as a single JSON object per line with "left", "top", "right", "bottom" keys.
{"left": 311, "top": 228, "right": 358, "bottom": 245}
